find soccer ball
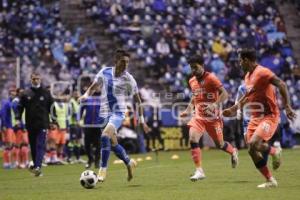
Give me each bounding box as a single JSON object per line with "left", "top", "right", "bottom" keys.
{"left": 79, "top": 170, "right": 98, "bottom": 189}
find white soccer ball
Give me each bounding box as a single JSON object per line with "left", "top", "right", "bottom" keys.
{"left": 79, "top": 170, "right": 98, "bottom": 189}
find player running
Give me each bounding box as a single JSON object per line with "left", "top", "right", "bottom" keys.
{"left": 78, "top": 49, "right": 150, "bottom": 182}
{"left": 180, "top": 55, "right": 238, "bottom": 182}
{"left": 223, "top": 48, "right": 296, "bottom": 188}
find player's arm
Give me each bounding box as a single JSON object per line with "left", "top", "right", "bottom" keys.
{"left": 223, "top": 94, "right": 249, "bottom": 117}
{"left": 203, "top": 86, "right": 228, "bottom": 113}
{"left": 179, "top": 96, "right": 194, "bottom": 117}
{"left": 133, "top": 93, "right": 151, "bottom": 133}
{"left": 78, "top": 81, "right": 101, "bottom": 102}
{"left": 270, "top": 75, "right": 296, "bottom": 120}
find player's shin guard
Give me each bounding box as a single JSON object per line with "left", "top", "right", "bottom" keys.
{"left": 100, "top": 136, "right": 111, "bottom": 168}
{"left": 221, "top": 141, "right": 235, "bottom": 154}
{"left": 112, "top": 144, "right": 130, "bottom": 165}
{"left": 190, "top": 143, "right": 202, "bottom": 168}
{"left": 255, "top": 159, "right": 272, "bottom": 180}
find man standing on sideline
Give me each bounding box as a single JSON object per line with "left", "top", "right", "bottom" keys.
{"left": 79, "top": 90, "right": 102, "bottom": 169}
{"left": 15, "top": 72, "right": 56, "bottom": 177}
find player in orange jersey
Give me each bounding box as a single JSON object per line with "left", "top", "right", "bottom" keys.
{"left": 223, "top": 48, "right": 296, "bottom": 188}
{"left": 180, "top": 55, "right": 238, "bottom": 181}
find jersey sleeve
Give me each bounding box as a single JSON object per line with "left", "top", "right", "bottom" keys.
{"left": 262, "top": 68, "right": 275, "bottom": 82}
{"left": 94, "top": 69, "right": 104, "bottom": 85}
{"left": 128, "top": 75, "right": 139, "bottom": 95}
{"left": 209, "top": 73, "right": 223, "bottom": 90}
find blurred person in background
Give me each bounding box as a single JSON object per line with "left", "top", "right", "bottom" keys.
{"left": 79, "top": 89, "right": 102, "bottom": 169}
{"left": 12, "top": 88, "right": 30, "bottom": 168}
{"left": 66, "top": 90, "right": 86, "bottom": 164}
{"left": 1, "top": 88, "right": 18, "bottom": 169}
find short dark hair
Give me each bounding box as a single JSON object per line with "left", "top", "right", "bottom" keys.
{"left": 238, "top": 48, "right": 257, "bottom": 61}
{"left": 31, "top": 72, "right": 41, "bottom": 77}
{"left": 115, "top": 49, "right": 130, "bottom": 61}
{"left": 188, "top": 55, "right": 204, "bottom": 65}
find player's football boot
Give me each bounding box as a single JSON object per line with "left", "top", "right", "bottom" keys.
{"left": 272, "top": 146, "right": 282, "bottom": 170}
{"left": 33, "top": 167, "right": 43, "bottom": 177}
{"left": 257, "top": 177, "right": 278, "bottom": 188}
{"left": 127, "top": 159, "right": 137, "bottom": 182}
{"left": 190, "top": 169, "right": 206, "bottom": 182}
{"left": 231, "top": 148, "right": 239, "bottom": 168}
{"left": 98, "top": 168, "right": 107, "bottom": 182}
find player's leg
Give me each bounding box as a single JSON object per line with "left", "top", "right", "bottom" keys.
{"left": 93, "top": 128, "right": 101, "bottom": 169}
{"left": 33, "top": 129, "right": 47, "bottom": 176}
{"left": 74, "top": 126, "right": 84, "bottom": 163}
{"left": 189, "top": 127, "right": 206, "bottom": 181}
{"left": 57, "top": 129, "right": 66, "bottom": 163}
{"left": 12, "top": 130, "right": 21, "bottom": 168}
{"left": 98, "top": 123, "right": 115, "bottom": 182}
{"left": 110, "top": 115, "right": 136, "bottom": 181}
{"left": 206, "top": 121, "right": 238, "bottom": 168}
{"left": 21, "top": 130, "right": 30, "bottom": 168}
{"left": 248, "top": 135, "right": 277, "bottom": 188}
{"left": 2, "top": 129, "right": 14, "bottom": 169}
{"left": 249, "top": 123, "right": 281, "bottom": 170}
{"left": 247, "top": 117, "right": 279, "bottom": 188}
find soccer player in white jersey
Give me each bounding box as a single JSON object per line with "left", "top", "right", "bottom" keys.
{"left": 78, "top": 49, "right": 150, "bottom": 182}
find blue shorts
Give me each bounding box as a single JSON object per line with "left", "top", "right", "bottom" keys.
{"left": 99, "top": 114, "right": 125, "bottom": 131}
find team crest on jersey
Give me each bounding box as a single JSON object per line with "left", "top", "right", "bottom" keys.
{"left": 40, "top": 96, "right": 44, "bottom": 101}
{"left": 262, "top": 122, "right": 270, "bottom": 133}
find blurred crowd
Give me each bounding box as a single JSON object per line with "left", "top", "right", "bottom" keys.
{"left": 83, "top": 0, "right": 300, "bottom": 106}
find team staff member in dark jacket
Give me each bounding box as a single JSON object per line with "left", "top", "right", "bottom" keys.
{"left": 15, "top": 72, "right": 56, "bottom": 176}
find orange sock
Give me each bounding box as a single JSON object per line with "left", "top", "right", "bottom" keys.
{"left": 12, "top": 147, "right": 20, "bottom": 164}
{"left": 191, "top": 147, "right": 202, "bottom": 168}
{"left": 259, "top": 166, "right": 272, "bottom": 180}
{"left": 21, "top": 146, "right": 29, "bottom": 164}
{"left": 3, "top": 148, "right": 11, "bottom": 165}
{"left": 221, "top": 142, "right": 235, "bottom": 154}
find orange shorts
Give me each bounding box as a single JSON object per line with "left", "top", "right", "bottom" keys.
{"left": 15, "top": 130, "right": 29, "bottom": 145}
{"left": 188, "top": 118, "right": 223, "bottom": 142}
{"left": 246, "top": 115, "right": 279, "bottom": 144}
{"left": 2, "top": 128, "right": 16, "bottom": 143}
{"left": 47, "top": 129, "right": 66, "bottom": 144}
{"left": 55, "top": 129, "right": 66, "bottom": 145}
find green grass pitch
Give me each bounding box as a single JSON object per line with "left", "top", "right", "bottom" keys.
{"left": 1, "top": 149, "right": 300, "bottom": 200}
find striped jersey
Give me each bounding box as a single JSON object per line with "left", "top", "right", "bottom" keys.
{"left": 94, "top": 67, "right": 138, "bottom": 118}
